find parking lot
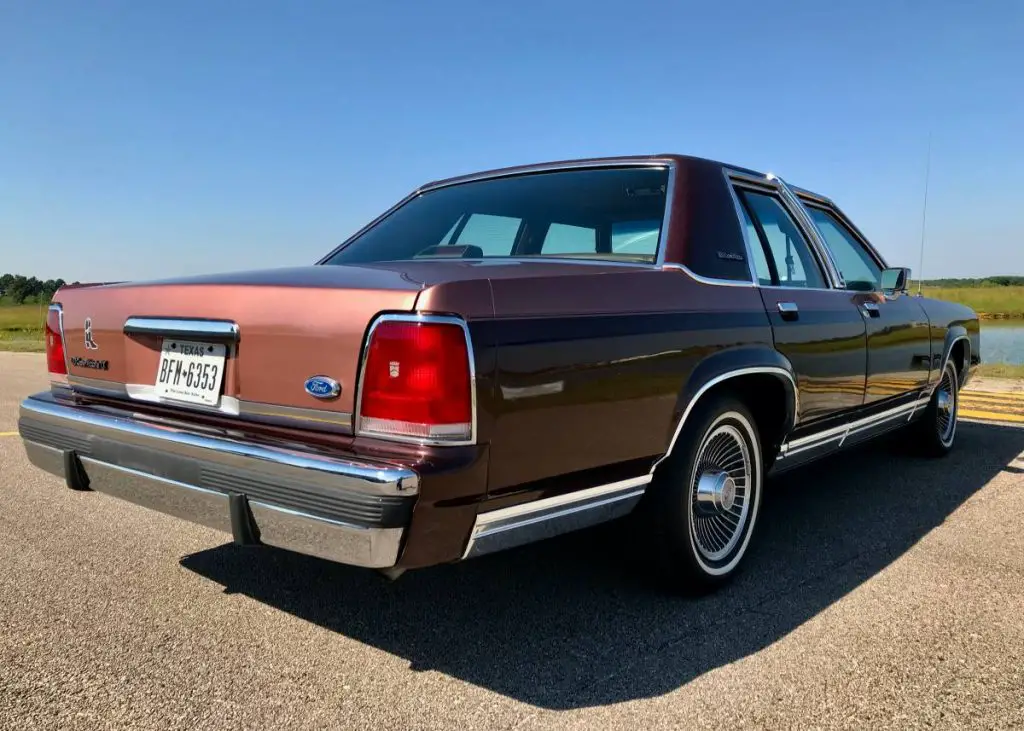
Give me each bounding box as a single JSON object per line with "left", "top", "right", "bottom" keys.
{"left": 1, "top": 351, "right": 1023, "bottom": 730}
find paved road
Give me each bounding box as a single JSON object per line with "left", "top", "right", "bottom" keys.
{"left": 1, "top": 353, "right": 1023, "bottom": 730}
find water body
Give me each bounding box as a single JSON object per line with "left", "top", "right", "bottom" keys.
{"left": 982, "top": 321, "right": 1024, "bottom": 365}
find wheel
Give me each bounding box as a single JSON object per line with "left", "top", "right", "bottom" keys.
{"left": 911, "top": 358, "right": 960, "bottom": 457}
{"left": 643, "top": 395, "right": 763, "bottom": 594}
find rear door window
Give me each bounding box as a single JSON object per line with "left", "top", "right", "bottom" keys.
{"left": 738, "top": 189, "right": 827, "bottom": 289}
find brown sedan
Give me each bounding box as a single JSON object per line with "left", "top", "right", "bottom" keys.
{"left": 17, "top": 154, "right": 980, "bottom": 592}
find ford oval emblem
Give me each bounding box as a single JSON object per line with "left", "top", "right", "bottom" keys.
{"left": 304, "top": 375, "right": 341, "bottom": 400}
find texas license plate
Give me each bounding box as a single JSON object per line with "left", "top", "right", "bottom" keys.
{"left": 154, "top": 339, "right": 227, "bottom": 406}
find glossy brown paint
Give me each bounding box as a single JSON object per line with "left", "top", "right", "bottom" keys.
{"left": 29, "top": 153, "right": 983, "bottom": 572}
{"left": 479, "top": 268, "right": 773, "bottom": 495}
{"left": 758, "top": 287, "right": 868, "bottom": 423}
{"left": 852, "top": 291, "right": 933, "bottom": 402}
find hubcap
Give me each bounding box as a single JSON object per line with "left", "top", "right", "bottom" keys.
{"left": 936, "top": 364, "right": 958, "bottom": 446}
{"left": 696, "top": 470, "right": 738, "bottom": 514}
{"left": 689, "top": 422, "right": 752, "bottom": 562}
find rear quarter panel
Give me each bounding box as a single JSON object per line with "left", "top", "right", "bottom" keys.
{"left": 470, "top": 268, "right": 775, "bottom": 506}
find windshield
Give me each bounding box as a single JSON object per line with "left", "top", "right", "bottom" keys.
{"left": 322, "top": 166, "right": 670, "bottom": 266}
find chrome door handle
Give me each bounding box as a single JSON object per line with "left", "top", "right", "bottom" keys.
{"left": 777, "top": 301, "right": 799, "bottom": 321}
{"left": 861, "top": 302, "right": 881, "bottom": 317}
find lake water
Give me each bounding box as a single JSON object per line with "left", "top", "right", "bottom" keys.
{"left": 982, "top": 321, "right": 1024, "bottom": 365}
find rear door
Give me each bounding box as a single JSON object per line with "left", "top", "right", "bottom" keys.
{"left": 730, "top": 180, "right": 868, "bottom": 426}
{"left": 800, "top": 200, "right": 932, "bottom": 405}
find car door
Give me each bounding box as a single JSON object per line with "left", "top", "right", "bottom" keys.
{"left": 800, "top": 200, "right": 932, "bottom": 405}
{"left": 731, "top": 183, "right": 868, "bottom": 426}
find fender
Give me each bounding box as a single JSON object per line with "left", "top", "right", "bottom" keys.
{"left": 651, "top": 346, "right": 798, "bottom": 474}
{"left": 932, "top": 326, "right": 972, "bottom": 392}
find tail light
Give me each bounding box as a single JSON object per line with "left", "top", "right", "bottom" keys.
{"left": 45, "top": 305, "right": 68, "bottom": 378}
{"left": 356, "top": 316, "right": 474, "bottom": 444}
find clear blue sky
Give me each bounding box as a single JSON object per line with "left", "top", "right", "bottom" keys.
{"left": 2, "top": 0, "right": 1021, "bottom": 282}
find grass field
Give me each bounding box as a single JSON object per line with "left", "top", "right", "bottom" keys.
{"left": 975, "top": 363, "right": 1024, "bottom": 379}
{"left": 919, "top": 286, "right": 1024, "bottom": 319}
{"left": 0, "top": 304, "right": 47, "bottom": 352}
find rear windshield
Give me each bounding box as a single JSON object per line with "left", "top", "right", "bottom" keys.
{"left": 322, "top": 166, "right": 670, "bottom": 265}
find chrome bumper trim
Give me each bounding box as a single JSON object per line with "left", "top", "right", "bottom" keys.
{"left": 18, "top": 393, "right": 417, "bottom": 569}
{"left": 20, "top": 393, "right": 416, "bottom": 496}
{"left": 462, "top": 475, "right": 650, "bottom": 560}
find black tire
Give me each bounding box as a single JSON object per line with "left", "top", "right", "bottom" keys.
{"left": 910, "top": 358, "right": 960, "bottom": 457}
{"left": 643, "top": 394, "right": 764, "bottom": 594}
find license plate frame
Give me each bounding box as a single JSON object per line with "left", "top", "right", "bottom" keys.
{"left": 153, "top": 339, "right": 227, "bottom": 407}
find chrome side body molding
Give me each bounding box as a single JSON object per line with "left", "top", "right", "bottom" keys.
{"left": 463, "top": 476, "right": 650, "bottom": 559}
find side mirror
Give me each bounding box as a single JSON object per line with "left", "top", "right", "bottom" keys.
{"left": 880, "top": 267, "right": 910, "bottom": 294}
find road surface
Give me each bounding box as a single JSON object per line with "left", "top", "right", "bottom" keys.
{"left": 1, "top": 353, "right": 1022, "bottom": 729}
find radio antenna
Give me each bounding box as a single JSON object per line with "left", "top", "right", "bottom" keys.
{"left": 916, "top": 131, "right": 932, "bottom": 295}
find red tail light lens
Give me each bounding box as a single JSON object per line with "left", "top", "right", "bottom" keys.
{"left": 45, "top": 306, "right": 68, "bottom": 376}
{"left": 357, "top": 318, "right": 473, "bottom": 443}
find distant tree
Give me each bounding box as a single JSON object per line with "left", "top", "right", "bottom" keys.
{"left": 0, "top": 274, "right": 69, "bottom": 303}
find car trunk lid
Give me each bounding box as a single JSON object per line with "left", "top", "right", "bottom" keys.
{"left": 53, "top": 266, "right": 423, "bottom": 428}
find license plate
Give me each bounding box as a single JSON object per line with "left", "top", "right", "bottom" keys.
{"left": 154, "top": 339, "right": 227, "bottom": 407}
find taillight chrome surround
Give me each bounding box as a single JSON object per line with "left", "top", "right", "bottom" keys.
{"left": 46, "top": 303, "right": 70, "bottom": 386}
{"left": 353, "top": 313, "right": 478, "bottom": 447}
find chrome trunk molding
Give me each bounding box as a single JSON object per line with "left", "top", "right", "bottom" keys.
{"left": 123, "top": 317, "right": 240, "bottom": 341}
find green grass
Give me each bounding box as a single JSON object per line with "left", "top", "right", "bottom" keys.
{"left": 919, "top": 285, "right": 1024, "bottom": 319}
{"left": 975, "top": 363, "right": 1024, "bottom": 380}
{"left": 0, "top": 303, "right": 46, "bottom": 331}
{"left": 0, "top": 303, "right": 47, "bottom": 352}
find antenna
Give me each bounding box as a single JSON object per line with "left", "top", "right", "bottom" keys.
{"left": 916, "top": 131, "right": 932, "bottom": 295}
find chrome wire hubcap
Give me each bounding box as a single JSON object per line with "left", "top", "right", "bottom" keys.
{"left": 696, "top": 471, "right": 737, "bottom": 514}
{"left": 936, "top": 365, "right": 957, "bottom": 445}
{"left": 689, "top": 423, "right": 751, "bottom": 561}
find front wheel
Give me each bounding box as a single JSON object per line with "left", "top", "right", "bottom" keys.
{"left": 643, "top": 395, "right": 763, "bottom": 594}
{"left": 911, "top": 358, "right": 960, "bottom": 457}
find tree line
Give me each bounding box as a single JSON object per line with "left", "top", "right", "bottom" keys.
{"left": 0, "top": 274, "right": 77, "bottom": 304}
{"left": 919, "top": 276, "right": 1024, "bottom": 288}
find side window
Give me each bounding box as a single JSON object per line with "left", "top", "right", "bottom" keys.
{"left": 735, "top": 200, "right": 774, "bottom": 286}
{"left": 611, "top": 219, "right": 661, "bottom": 255}
{"left": 451, "top": 213, "right": 521, "bottom": 256}
{"left": 542, "top": 223, "right": 597, "bottom": 254}
{"left": 738, "top": 190, "right": 827, "bottom": 289}
{"left": 804, "top": 205, "right": 882, "bottom": 291}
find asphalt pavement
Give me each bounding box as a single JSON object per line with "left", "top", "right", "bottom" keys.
{"left": 1, "top": 353, "right": 1022, "bottom": 730}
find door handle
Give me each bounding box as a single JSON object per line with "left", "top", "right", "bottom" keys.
{"left": 777, "top": 301, "right": 799, "bottom": 321}
{"left": 861, "top": 302, "right": 881, "bottom": 317}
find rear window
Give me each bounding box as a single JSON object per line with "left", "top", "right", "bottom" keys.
{"left": 322, "top": 167, "right": 669, "bottom": 265}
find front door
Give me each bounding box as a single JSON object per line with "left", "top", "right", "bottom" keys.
{"left": 801, "top": 203, "right": 933, "bottom": 404}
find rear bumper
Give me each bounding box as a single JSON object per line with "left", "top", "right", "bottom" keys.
{"left": 17, "top": 392, "right": 420, "bottom": 569}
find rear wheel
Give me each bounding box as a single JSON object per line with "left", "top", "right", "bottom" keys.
{"left": 911, "top": 358, "right": 960, "bottom": 457}
{"left": 644, "top": 395, "right": 763, "bottom": 593}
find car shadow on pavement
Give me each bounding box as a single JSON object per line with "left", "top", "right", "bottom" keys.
{"left": 180, "top": 421, "right": 1024, "bottom": 710}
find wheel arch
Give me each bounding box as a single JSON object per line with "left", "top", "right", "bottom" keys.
{"left": 937, "top": 328, "right": 971, "bottom": 390}
{"left": 652, "top": 347, "right": 798, "bottom": 475}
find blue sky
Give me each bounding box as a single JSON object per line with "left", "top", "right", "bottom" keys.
{"left": 2, "top": 0, "right": 1021, "bottom": 282}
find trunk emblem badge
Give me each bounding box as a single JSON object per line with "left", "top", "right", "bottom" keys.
{"left": 304, "top": 376, "right": 341, "bottom": 400}
{"left": 84, "top": 318, "right": 99, "bottom": 350}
